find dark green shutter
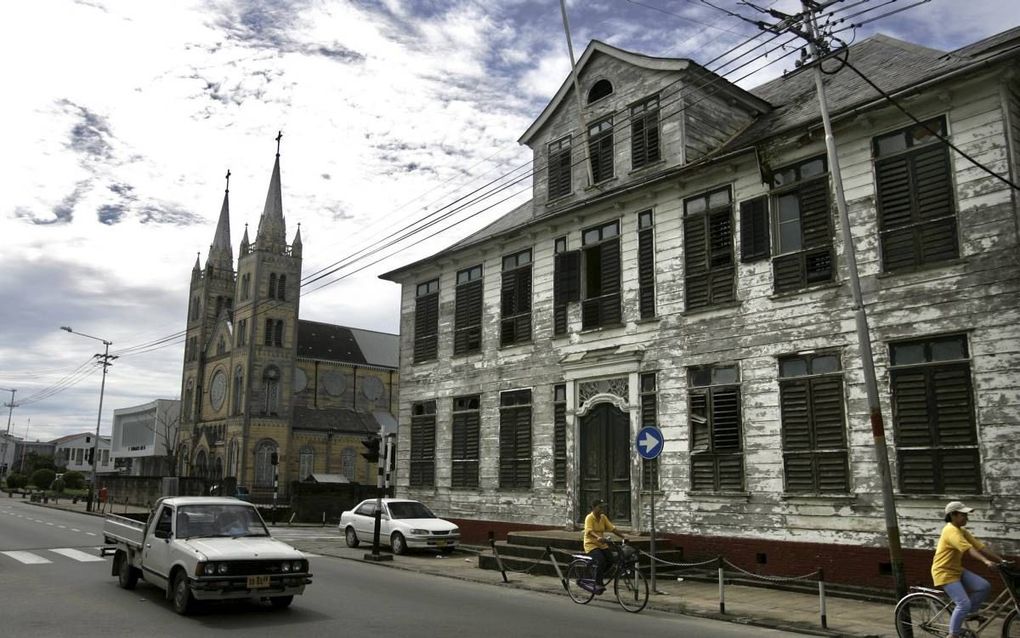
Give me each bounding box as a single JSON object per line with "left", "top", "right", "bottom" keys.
{"left": 739, "top": 196, "right": 770, "bottom": 262}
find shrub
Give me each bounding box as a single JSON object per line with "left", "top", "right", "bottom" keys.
{"left": 30, "top": 468, "right": 56, "bottom": 491}
{"left": 62, "top": 471, "right": 86, "bottom": 490}
{"left": 5, "top": 473, "right": 27, "bottom": 490}
{"left": 51, "top": 478, "right": 66, "bottom": 493}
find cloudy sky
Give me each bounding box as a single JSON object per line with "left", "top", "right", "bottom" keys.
{"left": 2, "top": 0, "right": 1017, "bottom": 445}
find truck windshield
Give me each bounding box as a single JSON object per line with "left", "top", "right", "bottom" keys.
{"left": 176, "top": 504, "right": 269, "bottom": 538}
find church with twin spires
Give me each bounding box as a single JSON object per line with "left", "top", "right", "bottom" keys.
{"left": 177, "top": 140, "right": 399, "bottom": 498}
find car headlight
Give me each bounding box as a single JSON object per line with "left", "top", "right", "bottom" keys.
{"left": 451, "top": 527, "right": 460, "bottom": 535}
{"left": 217, "top": 563, "right": 229, "bottom": 574}
{"left": 410, "top": 528, "right": 429, "bottom": 535}
{"left": 281, "top": 562, "right": 291, "bottom": 572}
{"left": 293, "top": 561, "right": 304, "bottom": 572}
{"left": 203, "top": 563, "right": 216, "bottom": 575}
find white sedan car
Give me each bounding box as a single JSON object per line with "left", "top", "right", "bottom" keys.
{"left": 339, "top": 498, "right": 459, "bottom": 555}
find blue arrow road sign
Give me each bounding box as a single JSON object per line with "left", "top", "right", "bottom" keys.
{"left": 636, "top": 426, "right": 663, "bottom": 460}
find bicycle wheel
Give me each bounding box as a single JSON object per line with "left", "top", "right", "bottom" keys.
{"left": 894, "top": 592, "right": 950, "bottom": 638}
{"left": 614, "top": 564, "right": 649, "bottom": 613}
{"left": 566, "top": 559, "right": 596, "bottom": 604}
{"left": 1003, "top": 609, "right": 1019, "bottom": 638}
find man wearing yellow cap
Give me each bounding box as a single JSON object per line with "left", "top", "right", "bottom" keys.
{"left": 931, "top": 501, "right": 1005, "bottom": 637}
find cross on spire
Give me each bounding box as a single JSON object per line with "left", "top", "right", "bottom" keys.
{"left": 275, "top": 130, "right": 283, "bottom": 156}
{"left": 225, "top": 169, "right": 231, "bottom": 192}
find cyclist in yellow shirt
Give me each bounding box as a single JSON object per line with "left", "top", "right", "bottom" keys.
{"left": 583, "top": 499, "right": 626, "bottom": 594}
{"left": 931, "top": 501, "right": 1004, "bottom": 638}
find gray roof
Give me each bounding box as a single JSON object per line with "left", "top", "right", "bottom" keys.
{"left": 292, "top": 406, "right": 389, "bottom": 435}
{"left": 296, "top": 320, "right": 398, "bottom": 369}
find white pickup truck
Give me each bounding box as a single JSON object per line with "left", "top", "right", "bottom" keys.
{"left": 102, "top": 496, "right": 312, "bottom": 614}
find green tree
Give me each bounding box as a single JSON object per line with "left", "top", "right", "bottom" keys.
{"left": 5, "top": 473, "right": 27, "bottom": 489}
{"left": 62, "top": 471, "right": 86, "bottom": 490}
{"left": 29, "top": 468, "right": 56, "bottom": 490}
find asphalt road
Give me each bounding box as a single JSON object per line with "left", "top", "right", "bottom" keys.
{"left": 0, "top": 500, "right": 798, "bottom": 637}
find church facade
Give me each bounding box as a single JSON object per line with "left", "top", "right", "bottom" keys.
{"left": 178, "top": 149, "right": 398, "bottom": 499}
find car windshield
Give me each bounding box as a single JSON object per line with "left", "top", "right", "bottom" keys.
{"left": 176, "top": 504, "right": 269, "bottom": 538}
{"left": 388, "top": 501, "right": 435, "bottom": 519}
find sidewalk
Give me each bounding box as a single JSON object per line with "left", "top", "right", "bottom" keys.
{"left": 26, "top": 497, "right": 898, "bottom": 637}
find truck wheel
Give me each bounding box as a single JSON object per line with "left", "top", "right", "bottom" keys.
{"left": 270, "top": 595, "right": 293, "bottom": 609}
{"left": 116, "top": 552, "right": 138, "bottom": 590}
{"left": 345, "top": 527, "right": 360, "bottom": 548}
{"left": 172, "top": 570, "right": 195, "bottom": 615}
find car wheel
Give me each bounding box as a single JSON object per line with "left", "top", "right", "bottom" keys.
{"left": 116, "top": 551, "right": 138, "bottom": 590}
{"left": 172, "top": 570, "right": 195, "bottom": 615}
{"left": 270, "top": 595, "right": 293, "bottom": 609}
{"left": 391, "top": 532, "right": 407, "bottom": 555}
{"left": 345, "top": 526, "right": 360, "bottom": 548}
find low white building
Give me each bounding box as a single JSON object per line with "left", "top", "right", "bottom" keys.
{"left": 111, "top": 399, "right": 181, "bottom": 476}
{"left": 53, "top": 432, "right": 112, "bottom": 475}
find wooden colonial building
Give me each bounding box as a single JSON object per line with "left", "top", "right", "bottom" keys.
{"left": 178, "top": 149, "right": 398, "bottom": 499}
{"left": 381, "top": 29, "right": 1020, "bottom": 587}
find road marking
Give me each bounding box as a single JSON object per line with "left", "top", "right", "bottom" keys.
{"left": 50, "top": 548, "right": 105, "bottom": 563}
{"left": 85, "top": 532, "right": 97, "bottom": 536}
{"left": 46, "top": 522, "right": 55, "bottom": 526}
{"left": 2, "top": 551, "right": 52, "bottom": 565}
{"left": 58, "top": 525, "right": 67, "bottom": 529}
{"left": 71, "top": 528, "right": 81, "bottom": 532}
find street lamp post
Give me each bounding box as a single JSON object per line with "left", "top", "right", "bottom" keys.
{"left": 0, "top": 387, "right": 16, "bottom": 478}
{"left": 61, "top": 327, "right": 115, "bottom": 512}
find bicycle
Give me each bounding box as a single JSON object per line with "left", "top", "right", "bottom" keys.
{"left": 565, "top": 539, "right": 649, "bottom": 613}
{"left": 893, "top": 562, "right": 1019, "bottom": 638}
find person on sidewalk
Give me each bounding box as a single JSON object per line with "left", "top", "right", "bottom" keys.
{"left": 931, "top": 501, "right": 1005, "bottom": 638}
{"left": 583, "top": 499, "right": 626, "bottom": 595}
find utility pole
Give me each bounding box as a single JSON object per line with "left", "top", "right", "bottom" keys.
{"left": 61, "top": 327, "right": 116, "bottom": 512}
{"left": 778, "top": 2, "right": 907, "bottom": 598}
{"left": 1, "top": 388, "right": 16, "bottom": 478}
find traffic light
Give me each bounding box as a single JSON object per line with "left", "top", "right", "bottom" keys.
{"left": 361, "top": 435, "right": 381, "bottom": 463}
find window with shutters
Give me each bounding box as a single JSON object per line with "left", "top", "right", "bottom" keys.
{"left": 553, "top": 384, "right": 567, "bottom": 489}
{"left": 640, "top": 373, "right": 659, "bottom": 491}
{"left": 548, "top": 137, "right": 572, "bottom": 200}
{"left": 454, "top": 265, "right": 483, "bottom": 356}
{"left": 554, "top": 238, "right": 580, "bottom": 336}
{"left": 581, "top": 221, "right": 622, "bottom": 330}
{"left": 499, "top": 389, "right": 532, "bottom": 489}
{"left": 409, "top": 401, "right": 436, "bottom": 487}
{"left": 779, "top": 352, "right": 849, "bottom": 494}
{"left": 500, "top": 250, "right": 532, "bottom": 347}
{"left": 451, "top": 395, "right": 480, "bottom": 488}
{"left": 638, "top": 211, "right": 656, "bottom": 319}
{"left": 684, "top": 187, "right": 735, "bottom": 310}
{"left": 874, "top": 117, "right": 958, "bottom": 272}
{"left": 889, "top": 334, "right": 979, "bottom": 495}
{"left": 588, "top": 118, "right": 614, "bottom": 184}
{"left": 689, "top": 365, "right": 743, "bottom": 492}
{"left": 413, "top": 279, "right": 439, "bottom": 363}
{"left": 771, "top": 157, "right": 834, "bottom": 293}
{"left": 631, "top": 96, "right": 661, "bottom": 170}
{"left": 739, "top": 196, "right": 770, "bottom": 262}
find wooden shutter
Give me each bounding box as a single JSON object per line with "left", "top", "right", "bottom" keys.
{"left": 638, "top": 228, "right": 655, "bottom": 319}
{"left": 549, "top": 148, "right": 572, "bottom": 200}
{"left": 451, "top": 410, "right": 479, "bottom": 488}
{"left": 711, "top": 387, "right": 741, "bottom": 451}
{"left": 600, "top": 238, "right": 622, "bottom": 325}
{"left": 708, "top": 210, "right": 735, "bottom": 303}
{"left": 684, "top": 215, "right": 709, "bottom": 309}
{"left": 631, "top": 112, "right": 660, "bottom": 169}
{"left": 641, "top": 391, "right": 658, "bottom": 491}
{"left": 589, "top": 133, "right": 614, "bottom": 183}
{"left": 799, "top": 178, "right": 831, "bottom": 248}
{"left": 810, "top": 376, "right": 846, "bottom": 449}
{"left": 413, "top": 293, "right": 439, "bottom": 362}
{"left": 499, "top": 404, "right": 532, "bottom": 489}
{"left": 740, "top": 196, "right": 770, "bottom": 262}
{"left": 554, "top": 251, "right": 581, "bottom": 335}
{"left": 410, "top": 410, "right": 436, "bottom": 487}
{"left": 454, "top": 280, "right": 483, "bottom": 355}
{"left": 554, "top": 400, "right": 567, "bottom": 488}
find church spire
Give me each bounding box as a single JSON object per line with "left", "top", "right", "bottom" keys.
{"left": 206, "top": 169, "right": 233, "bottom": 271}
{"left": 240, "top": 223, "right": 250, "bottom": 253}
{"left": 255, "top": 131, "right": 287, "bottom": 252}
{"left": 292, "top": 223, "right": 302, "bottom": 258}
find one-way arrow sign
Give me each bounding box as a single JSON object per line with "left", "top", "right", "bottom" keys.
{"left": 636, "top": 426, "right": 663, "bottom": 460}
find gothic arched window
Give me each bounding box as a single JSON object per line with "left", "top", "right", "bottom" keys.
{"left": 277, "top": 275, "right": 286, "bottom": 300}
{"left": 195, "top": 449, "right": 208, "bottom": 479}
{"left": 255, "top": 440, "right": 277, "bottom": 487}
{"left": 340, "top": 447, "right": 356, "bottom": 481}
{"left": 227, "top": 438, "right": 239, "bottom": 478}
{"left": 273, "top": 320, "right": 284, "bottom": 347}
{"left": 269, "top": 273, "right": 278, "bottom": 299}
{"left": 184, "top": 378, "right": 194, "bottom": 420}
{"left": 299, "top": 446, "right": 314, "bottom": 481}
{"left": 232, "top": 366, "right": 243, "bottom": 415}
{"left": 214, "top": 456, "right": 224, "bottom": 479}
{"left": 263, "top": 366, "right": 280, "bottom": 414}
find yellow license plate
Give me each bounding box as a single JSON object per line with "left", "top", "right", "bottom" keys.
{"left": 247, "top": 575, "right": 270, "bottom": 588}
{"left": 435, "top": 540, "right": 447, "bottom": 546}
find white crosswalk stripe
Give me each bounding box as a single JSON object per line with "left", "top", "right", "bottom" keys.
{"left": 2, "top": 551, "right": 52, "bottom": 565}
{"left": 50, "top": 548, "right": 105, "bottom": 562}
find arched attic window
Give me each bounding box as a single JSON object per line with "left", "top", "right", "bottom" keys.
{"left": 587, "top": 79, "right": 613, "bottom": 104}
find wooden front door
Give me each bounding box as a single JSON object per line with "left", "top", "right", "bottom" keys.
{"left": 579, "top": 403, "right": 631, "bottom": 524}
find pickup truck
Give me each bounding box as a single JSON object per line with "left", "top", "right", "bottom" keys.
{"left": 103, "top": 496, "right": 312, "bottom": 614}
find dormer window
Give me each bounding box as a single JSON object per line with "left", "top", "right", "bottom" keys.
{"left": 587, "top": 79, "right": 613, "bottom": 104}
